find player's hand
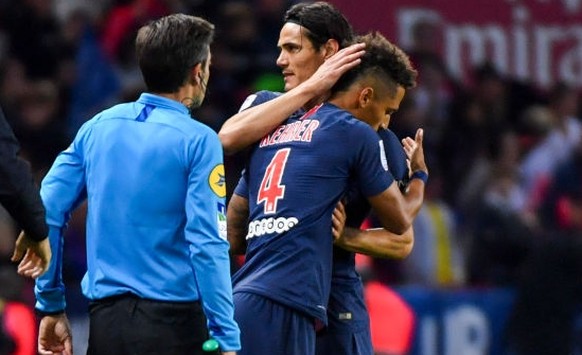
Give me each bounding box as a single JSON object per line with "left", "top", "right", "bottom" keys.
{"left": 38, "top": 313, "right": 73, "bottom": 355}
{"left": 331, "top": 200, "right": 347, "bottom": 241}
{"left": 221, "top": 352, "right": 236, "bottom": 355}
{"left": 402, "top": 128, "right": 428, "bottom": 175}
{"left": 303, "top": 42, "right": 365, "bottom": 98}
{"left": 11, "top": 231, "right": 52, "bottom": 278}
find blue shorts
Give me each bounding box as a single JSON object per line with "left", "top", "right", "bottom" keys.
{"left": 233, "top": 292, "right": 315, "bottom": 355}
{"left": 315, "top": 321, "right": 373, "bottom": 355}
{"left": 315, "top": 277, "right": 373, "bottom": 355}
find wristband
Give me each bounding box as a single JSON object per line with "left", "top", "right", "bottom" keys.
{"left": 411, "top": 170, "right": 428, "bottom": 184}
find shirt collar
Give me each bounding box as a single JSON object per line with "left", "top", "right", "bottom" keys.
{"left": 137, "top": 93, "right": 189, "bottom": 115}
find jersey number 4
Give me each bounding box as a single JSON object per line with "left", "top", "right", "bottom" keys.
{"left": 258, "top": 148, "right": 290, "bottom": 214}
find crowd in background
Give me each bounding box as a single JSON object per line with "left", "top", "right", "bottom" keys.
{"left": 0, "top": 0, "right": 581, "bottom": 353}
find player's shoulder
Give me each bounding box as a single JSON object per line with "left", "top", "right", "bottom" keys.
{"left": 378, "top": 128, "right": 406, "bottom": 155}
{"left": 239, "top": 90, "right": 282, "bottom": 112}
{"left": 159, "top": 110, "right": 219, "bottom": 143}
{"left": 377, "top": 127, "right": 399, "bottom": 141}
{"left": 187, "top": 118, "right": 220, "bottom": 141}
{"left": 93, "top": 101, "right": 132, "bottom": 120}
{"left": 316, "top": 103, "right": 353, "bottom": 123}
{"left": 317, "top": 103, "right": 377, "bottom": 134}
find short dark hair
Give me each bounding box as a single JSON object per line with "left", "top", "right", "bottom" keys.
{"left": 136, "top": 14, "right": 214, "bottom": 93}
{"left": 284, "top": 1, "right": 354, "bottom": 49}
{"left": 332, "top": 32, "right": 418, "bottom": 96}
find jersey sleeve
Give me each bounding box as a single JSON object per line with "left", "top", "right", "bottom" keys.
{"left": 352, "top": 124, "right": 395, "bottom": 197}
{"left": 237, "top": 90, "right": 281, "bottom": 112}
{"left": 378, "top": 128, "right": 409, "bottom": 182}
{"left": 35, "top": 120, "right": 91, "bottom": 313}
{"left": 185, "top": 130, "right": 241, "bottom": 351}
{"left": 233, "top": 168, "right": 249, "bottom": 199}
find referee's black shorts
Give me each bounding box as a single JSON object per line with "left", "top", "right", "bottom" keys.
{"left": 87, "top": 293, "right": 215, "bottom": 355}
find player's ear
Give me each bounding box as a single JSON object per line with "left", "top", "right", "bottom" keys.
{"left": 189, "top": 63, "right": 203, "bottom": 85}
{"left": 323, "top": 39, "right": 340, "bottom": 59}
{"left": 358, "top": 87, "right": 374, "bottom": 108}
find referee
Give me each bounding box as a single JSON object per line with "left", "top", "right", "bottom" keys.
{"left": 34, "top": 14, "right": 240, "bottom": 355}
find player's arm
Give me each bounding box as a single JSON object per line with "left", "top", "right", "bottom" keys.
{"left": 227, "top": 193, "right": 249, "bottom": 255}
{"left": 0, "top": 107, "right": 53, "bottom": 277}
{"left": 185, "top": 133, "right": 240, "bottom": 352}
{"left": 331, "top": 198, "right": 414, "bottom": 259}
{"left": 35, "top": 121, "right": 90, "bottom": 320}
{"left": 366, "top": 129, "right": 427, "bottom": 234}
{"left": 0, "top": 107, "right": 49, "bottom": 243}
{"left": 218, "top": 43, "right": 365, "bottom": 155}
{"left": 335, "top": 226, "right": 414, "bottom": 259}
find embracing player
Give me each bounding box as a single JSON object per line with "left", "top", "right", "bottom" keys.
{"left": 223, "top": 15, "right": 426, "bottom": 355}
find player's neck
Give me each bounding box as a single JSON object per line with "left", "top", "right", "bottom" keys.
{"left": 327, "top": 91, "right": 354, "bottom": 112}
{"left": 303, "top": 93, "right": 330, "bottom": 111}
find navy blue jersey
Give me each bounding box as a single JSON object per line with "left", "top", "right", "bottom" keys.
{"left": 238, "top": 90, "right": 280, "bottom": 110}
{"left": 378, "top": 128, "right": 409, "bottom": 189}
{"left": 324, "top": 128, "right": 409, "bottom": 341}
{"left": 334, "top": 128, "right": 409, "bottom": 279}
{"left": 232, "top": 102, "right": 394, "bottom": 323}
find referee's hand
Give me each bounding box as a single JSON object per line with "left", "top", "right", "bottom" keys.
{"left": 38, "top": 313, "right": 73, "bottom": 355}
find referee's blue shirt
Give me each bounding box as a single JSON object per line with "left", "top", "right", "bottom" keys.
{"left": 35, "top": 93, "right": 240, "bottom": 350}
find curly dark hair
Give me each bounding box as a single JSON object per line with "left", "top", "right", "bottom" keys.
{"left": 332, "top": 32, "right": 418, "bottom": 97}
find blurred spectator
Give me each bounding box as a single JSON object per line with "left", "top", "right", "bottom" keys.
{"left": 0, "top": 0, "right": 64, "bottom": 80}
{"left": 400, "top": 169, "right": 465, "bottom": 287}
{"left": 412, "top": 53, "right": 456, "bottom": 143}
{"left": 198, "top": 1, "right": 269, "bottom": 131}
{"left": 457, "top": 129, "right": 524, "bottom": 217}
{"left": 440, "top": 62, "right": 542, "bottom": 208}
{"left": 506, "top": 231, "right": 582, "bottom": 355}
{"left": 67, "top": 21, "right": 121, "bottom": 135}
{"left": 253, "top": 0, "right": 290, "bottom": 72}
{"left": 10, "top": 80, "right": 69, "bottom": 178}
{"left": 539, "top": 130, "right": 582, "bottom": 232}
{"left": 519, "top": 82, "right": 582, "bottom": 212}
{"left": 440, "top": 93, "right": 492, "bottom": 207}
{"left": 100, "top": 0, "right": 171, "bottom": 60}
{"left": 465, "top": 167, "right": 533, "bottom": 286}
{"left": 0, "top": 59, "right": 29, "bottom": 115}
{"left": 506, "top": 131, "right": 582, "bottom": 353}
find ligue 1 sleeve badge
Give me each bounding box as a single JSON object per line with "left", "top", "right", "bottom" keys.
{"left": 208, "top": 164, "right": 226, "bottom": 198}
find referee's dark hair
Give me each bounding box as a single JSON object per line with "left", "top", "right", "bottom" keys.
{"left": 284, "top": 1, "right": 355, "bottom": 49}
{"left": 332, "top": 32, "right": 418, "bottom": 98}
{"left": 136, "top": 14, "right": 215, "bottom": 93}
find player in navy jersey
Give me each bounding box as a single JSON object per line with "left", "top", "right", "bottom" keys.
{"left": 219, "top": 3, "right": 424, "bottom": 354}
{"left": 219, "top": 2, "right": 365, "bottom": 155}
{"left": 316, "top": 126, "right": 413, "bottom": 355}
{"left": 225, "top": 30, "right": 426, "bottom": 354}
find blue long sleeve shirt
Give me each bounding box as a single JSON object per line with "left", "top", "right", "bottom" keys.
{"left": 35, "top": 93, "right": 240, "bottom": 351}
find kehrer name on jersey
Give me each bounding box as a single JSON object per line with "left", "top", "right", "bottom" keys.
{"left": 259, "top": 120, "right": 319, "bottom": 148}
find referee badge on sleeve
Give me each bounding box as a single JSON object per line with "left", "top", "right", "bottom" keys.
{"left": 208, "top": 164, "right": 226, "bottom": 198}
